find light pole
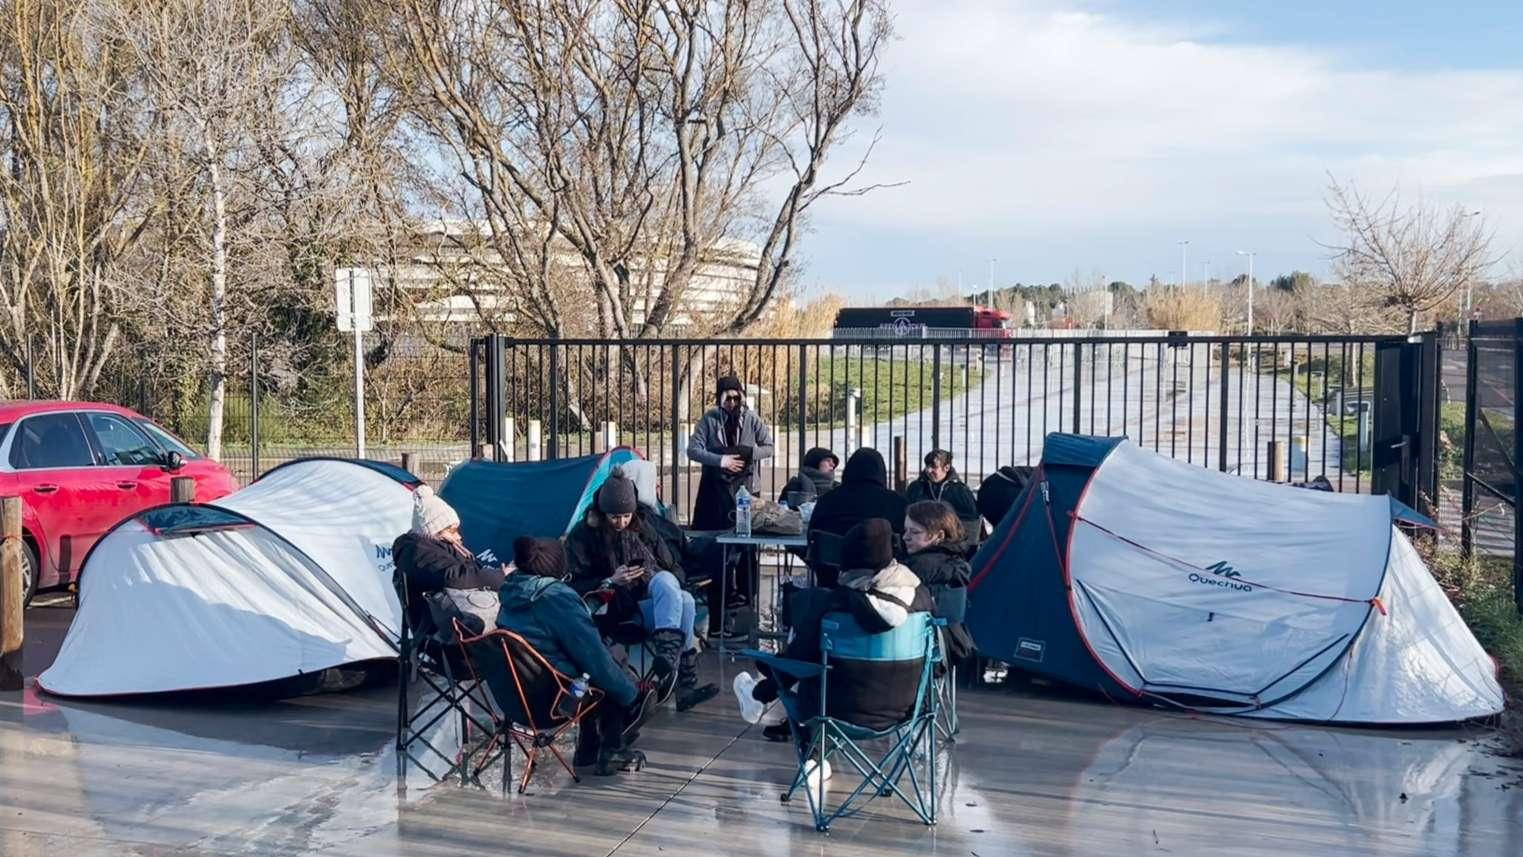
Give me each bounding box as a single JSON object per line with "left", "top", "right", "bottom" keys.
{"left": 987, "top": 257, "right": 996, "bottom": 309}
{"left": 1178, "top": 240, "right": 1189, "bottom": 289}
{"left": 1462, "top": 210, "right": 1482, "bottom": 323}
{"left": 1235, "top": 250, "right": 1255, "bottom": 335}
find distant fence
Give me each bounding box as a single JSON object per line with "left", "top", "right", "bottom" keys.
{"left": 1460, "top": 319, "right": 1522, "bottom": 613}
{"left": 469, "top": 332, "right": 1440, "bottom": 524}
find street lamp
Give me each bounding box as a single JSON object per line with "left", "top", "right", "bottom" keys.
{"left": 1178, "top": 240, "right": 1189, "bottom": 290}
{"left": 1462, "top": 211, "right": 1482, "bottom": 323}
{"left": 1235, "top": 250, "right": 1255, "bottom": 335}
{"left": 987, "top": 257, "right": 997, "bottom": 310}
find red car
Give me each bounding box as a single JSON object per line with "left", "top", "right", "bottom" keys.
{"left": 0, "top": 401, "right": 239, "bottom": 604}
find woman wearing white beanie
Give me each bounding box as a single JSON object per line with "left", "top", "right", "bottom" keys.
{"left": 392, "top": 486, "right": 505, "bottom": 637}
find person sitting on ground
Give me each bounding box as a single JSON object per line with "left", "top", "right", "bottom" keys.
{"left": 905, "top": 449, "right": 982, "bottom": 541}
{"left": 808, "top": 447, "right": 909, "bottom": 540}
{"left": 565, "top": 471, "right": 719, "bottom": 711}
{"left": 392, "top": 485, "right": 506, "bottom": 639}
{"left": 496, "top": 537, "right": 656, "bottom": 776}
{"left": 734, "top": 518, "right": 934, "bottom": 744}
{"left": 778, "top": 447, "right": 840, "bottom": 505}
{"left": 901, "top": 500, "right": 972, "bottom": 596}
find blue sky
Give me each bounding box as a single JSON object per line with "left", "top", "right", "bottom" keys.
{"left": 797, "top": 0, "right": 1523, "bottom": 300}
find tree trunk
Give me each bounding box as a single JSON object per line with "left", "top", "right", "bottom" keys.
{"left": 205, "top": 141, "right": 228, "bottom": 461}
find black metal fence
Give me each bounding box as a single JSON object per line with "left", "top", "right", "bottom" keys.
{"left": 1460, "top": 319, "right": 1522, "bottom": 613}
{"left": 470, "top": 332, "right": 1441, "bottom": 524}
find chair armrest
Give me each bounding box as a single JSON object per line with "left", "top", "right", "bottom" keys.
{"left": 742, "top": 650, "right": 827, "bottom": 679}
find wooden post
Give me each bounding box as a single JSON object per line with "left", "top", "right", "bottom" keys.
{"left": 844, "top": 389, "right": 860, "bottom": 459}
{"left": 400, "top": 452, "right": 416, "bottom": 475}
{"left": 171, "top": 477, "right": 196, "bottom": 504}
{"left": 1267, "top": 440, "right": 1285, "bottom": 482}
{"left": 893, "top": 435, "right": 908, "bottom": 492}
{"left": 2, "top": 496, "right": 24, "bottom": 690}
{"left": 527, "top": 420, "right": 543, "bottom": 462}
{"left": 603, "top": 421, "right": 619, "bottom": 452}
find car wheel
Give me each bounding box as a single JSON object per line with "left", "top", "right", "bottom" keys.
{"left": 21, "top": 542, "right": 38, "bottom": 608}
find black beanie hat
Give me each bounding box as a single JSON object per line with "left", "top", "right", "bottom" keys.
{"left": 802, "top": 447, "right": 839, "bottom": 470}
{"left": 596, "top": 473, "right": 638, "bottom": 516}
{"left": 513, "top": 536, "right": 567, "bottom": 578}
{"left": 717, "top": 375, "right": 744, "bottom": 402}
{"left": 841, "top": 518, "right": 894, "bottom": 571}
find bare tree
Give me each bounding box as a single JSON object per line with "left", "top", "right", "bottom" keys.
{"left": 386, "top": 0, "right": 893, "bottom": 341}
{"left": 1324, "top": 176, "right": 1496, "bottom": 334}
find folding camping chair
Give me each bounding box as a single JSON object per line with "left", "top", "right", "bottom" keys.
{"left": 930, "top": 587, "right": 967, "bottom": 741}
{"left": 454, "top": 623, "right": 605, "bottom": 794}
{"left": 582, "top": 589, "right": 672, "bottom": 701}
{"left": 805, "top": 529, "right": 844, "bottom": 589}
{"left": 394, "top": 578, "right": 497, "bottom": 787}
{"left": 745, "top": 611, "right": 942, "bottom": 833}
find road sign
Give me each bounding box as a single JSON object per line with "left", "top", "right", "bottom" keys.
{"left": 335, "top": 267, "right": 374, "bottom": 333}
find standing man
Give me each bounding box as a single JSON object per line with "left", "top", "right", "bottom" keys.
{"left": 686, "top": 376, "right": 775, "bottom": 530}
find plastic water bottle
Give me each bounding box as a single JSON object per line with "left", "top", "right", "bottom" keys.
{"left": 735, "top": 485, "right": 753, "bottom": 537}
{"left": 559, "top": 673, "right": 590, "bottom": 719}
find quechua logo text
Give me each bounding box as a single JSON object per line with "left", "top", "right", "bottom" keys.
{"left": 1188, "top": 561, "right": 1252, "bottom": 593}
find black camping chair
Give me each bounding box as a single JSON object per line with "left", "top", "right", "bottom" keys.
{"left": 394, "top": 573, "right": 497, "bottom": 788}
{"left": 454, "top": 622, "right": 605, "bottom": 795}
{"left": 582, "top": 589, "right": 671, "bottom": 699}
{"left": 805, "top": 530, "right": 844, "bottom": 589}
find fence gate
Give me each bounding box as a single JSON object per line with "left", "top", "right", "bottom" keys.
{"left": 1460, "top": 319, "right": 1522, "bottom": 615}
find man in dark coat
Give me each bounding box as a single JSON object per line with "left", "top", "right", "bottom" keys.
{"left": 391, "top": 485, "right": 506, "bottom": 638}
{"left": 778, "top": 447, "right": 840, "bottom": 504}
{"left": 808, "top": 448, "right": 910, "bottom": 540}
{"left": 905, "top": 449, "right": 981, "bottom": 540}
{"left": 686, "top": 375, "right": 775, "bottom": 531}
{"left": 497, "top": 537, "right": 655, "bottom": 775}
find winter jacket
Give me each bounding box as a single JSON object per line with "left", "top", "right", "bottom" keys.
{"left": 808, "top": 449, "right": 909, "bottom": 539}
{"left": 778, "top": 466, "right": 837, "bottom": 504}
{"left": 495, "top": 573, "right": 638, "bottom": 707}
{"left": 686, "top": 405, "right": 775, "bottom": 491}
{"left": 392, "top": 531, "right": 506, "bottom": 637}
{"left": 902, "top": 543, "right": 972, "bottom": 591}
{"left": 564, "top": 507, "right": 685, "bottom": 620}
{"left": 905, "top": 470, "right": 982, "bottom": 536}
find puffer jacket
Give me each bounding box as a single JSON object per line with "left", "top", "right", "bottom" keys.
{"left": 905, "top": 469, "right": 981, "bottom": 535}
{"left": 902, "top": 543, "right": 972, "bottom": 591}
{"left": 495, "top": 573, "right": 637, "bottom": 706}
{"left": 392, "top": 531, "right": 506, "bottom": 637}
{"left": 808, "top": 449, "right": 909, "bottom": 538}
{"left": 779, "top": 466, "right": 837, "bottom": 503}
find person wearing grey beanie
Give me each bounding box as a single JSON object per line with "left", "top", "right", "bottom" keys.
{"left": 392, "top": 486, "right": 505, "bottom": 638}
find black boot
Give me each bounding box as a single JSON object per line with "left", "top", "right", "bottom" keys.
{"left": 676, "top": 647, "right": 719, "bottom": 712}
{"left": 573, "top": 720, "right": 601, "bottom": 768}
{"left": 595, "top": 746, "right": 647, "bottom": 776}
{"left": 648, "top": 630, "right": 683, "bottom": 704}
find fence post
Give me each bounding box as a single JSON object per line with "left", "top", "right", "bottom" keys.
{"left": 1217, "top": 341, "right": 1230, "bottom": 472}
{"left": 796, "top": 344, "right": 809, "bottom": 471}
{"left": 24, "top": 339, "right": 34, "bottom": 399}
{"left": 249, "top": 332, "right": 261, "bottom": 479}
{"left": 171, "top": 477, "right": 196, "bottom": 504}
{"left": 845, "top": 388, "right": 860, "bottom": 459}
{"left": 527, "top": 420, "right": 543, "bottom": 462}
{"left": 468, "top": 339, "right": 481, "bottom": 456}
{"left": 893, "top": 435, "right": 908, "bottom": 492}
{"left": 603, "top": 421, "right": 619, "bottom": 452}
{"left": 486, "top": 336, "right": 506, "bottom": 463}
{"left": 547, "top": 339, "right": 560, "bottom": 460}
{"left": 401, "top": 452, "right": 416, "bottom": 475}
{"left": 670, "top": 344, "right": 682, "bottom": 521}
{"left": 502, "top": 417, "right": 516, "bottom": 462}
{"left": 1461, "top": 323, "right": 1478, "bottom": 557}
{"left": 931, "top": 346, "right": 943, "bottom": 451}
{"left": 1267, "top": 440, "right": 1285, "bottom": 482}
{"left": 1, "top": 496, "right": 21, "bottom": 690}
{"left": 476, "top": 443, "right": 492, "bottom": 461}
{"left": 1071, "top": 341, "right": 1084, "bottom": 434}
{"left": 1514, "top": 319, "right": 1523, "bottom": 615}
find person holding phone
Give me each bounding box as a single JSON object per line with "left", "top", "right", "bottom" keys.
{"left": 566, "top": 472, "right": 719, "bottom": 711}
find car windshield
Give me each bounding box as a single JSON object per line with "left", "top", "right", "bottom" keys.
{"left": 133, "top": 419, "right": 202, "bottom": 459}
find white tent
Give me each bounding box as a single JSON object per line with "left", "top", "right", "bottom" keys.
{"left": 969, "top": 434, "right": 1506, "bottom": 724}
{"left": 39, "top": 459, "right": 418, "bottom": 697}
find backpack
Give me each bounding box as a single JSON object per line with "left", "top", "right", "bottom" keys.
{"left": 425, "top": 587, "right": 502, "bottom": 640}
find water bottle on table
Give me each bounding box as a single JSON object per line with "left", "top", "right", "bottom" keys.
{"left": 734, "top": 485, "right": 752, "bottom": 538}
{"left": 559, "top": 673, "right": 590, "bottom": 719}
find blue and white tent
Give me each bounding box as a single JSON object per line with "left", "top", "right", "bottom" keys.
{"left": 438, "top": 447, "right": 649, "bottom": 565}
{"left": 968, "top": 434, "right": 1504, "bottom": 724}
{"left": 40, "top": 459, "right": 419, "bottom": 697}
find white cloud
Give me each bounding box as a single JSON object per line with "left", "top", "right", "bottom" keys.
{"left": 806, "top": 0, "right": 1523, "bottom": 290}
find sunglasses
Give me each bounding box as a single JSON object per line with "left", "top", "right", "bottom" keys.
{"left": 722, "top": 393, "right": 743, "bottom": 402}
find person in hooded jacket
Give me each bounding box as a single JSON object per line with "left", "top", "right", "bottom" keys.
{"left": 686, "top": 376, "right": 775, "bottom": 531}
{"left": 777, "top": 447, "right": 840, "bottom": 505}
{"left": 565, "top": 472, "right": 718, "bottom": 711}
{"left": 733, "top": 518, "right": 934, "bottom": 744}
{"left": 905, "top": 449, "right": 982, "bottom": 541}
{"left": 392, "top": 485, "right": 506, "bottom": 639}
{"left": 901, "top": 500, "right": 972, "bottom": 593}
{"left": 807, "top": 448, "right": 909, "bottom": 541}
{"left": 496, "top": 537, "right": 656, "bottom": 776}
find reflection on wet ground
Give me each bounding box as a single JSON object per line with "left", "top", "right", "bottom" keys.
{"left": 3, "top": 608, "right": 1521, "bottom": 856}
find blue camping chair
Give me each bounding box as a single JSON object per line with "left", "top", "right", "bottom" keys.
{"left": 745, "top": 611, "right": 942, "bottom": 832}
{"left": 931, "top": 586, "right": 966, "bottom": 741}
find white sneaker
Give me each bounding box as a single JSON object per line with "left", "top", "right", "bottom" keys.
{"left": 758, "top": 700, "right": 788, "bottom": 727}
{"left": 733, "top": 672, "right": 766, "bottom": 724}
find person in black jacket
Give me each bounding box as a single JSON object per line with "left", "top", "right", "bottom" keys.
{"left": 901, "top": 500, "right": 972, "bottom": 593}
{"left": 807, "top": 448, "right": 909, "bottom": 541}
{"left": 905, "top": 449, "right": 981, "bottom": 540}
{"left": 778, "top": 447, "right": 839, "bottom": 505}
{"left": 565, "top": 472, "right": 718, "bottom": 711}
{"left": 686, "top": 375, "right": 775, "bottom": 530}
{"left": 392, "top": 486, "right": 506, "bottom": 638}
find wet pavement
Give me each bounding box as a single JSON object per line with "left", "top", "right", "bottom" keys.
{"left": 4, "top": 604, "right": 1522, "bottom": 856}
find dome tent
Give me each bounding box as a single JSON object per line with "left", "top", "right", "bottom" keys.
{"left": 40, "top": 459, "right": 419, "bottom": 698}
{"left": 967, "top": 434, "right": 1504, "bottom": 724}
